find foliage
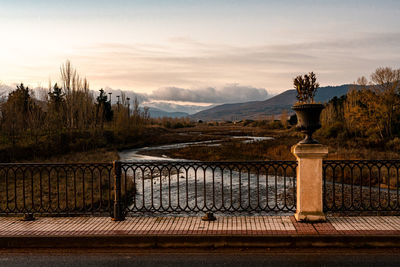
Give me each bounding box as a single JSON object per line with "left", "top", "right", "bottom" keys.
{"left": 0, "top": 61, "right": 151, "bottom": 161}
{"left": 48, "top": 83, "right": 65, "bottom": 109}
{"left": 289, "top": 114, "right": 297, "bottom": 125}
{"left": 320, "top": 67, "right": 400, "bottom": 145}
{"left": 242, "top": 119, "right": 286, "bottom": 129}
{"left": 293, "top": 72, "right": 319, "bottom": 104}
{"left": 0, "top": 83, "right": 45, "bottom": 148}
{"left": 151, "top": 117, "right": 194, "bottom": 129}
{"left": 96, "top": 88, "right": 113, "bottom": 127}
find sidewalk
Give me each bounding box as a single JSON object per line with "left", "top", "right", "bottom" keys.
{"left": 0, "top": 216, "right": 400, "bottom": 248}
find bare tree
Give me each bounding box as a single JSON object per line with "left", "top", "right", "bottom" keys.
{"left": 60, "top": 60, "right": 95, "bottom": 130}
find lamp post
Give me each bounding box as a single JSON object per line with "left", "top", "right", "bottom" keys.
{"left": 126, "top": 97, "right": 130, "bottom": 118}
{"left": 116, "top": 95, "right": 120, "bottom": 112}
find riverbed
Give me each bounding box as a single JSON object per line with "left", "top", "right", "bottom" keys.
{"left": 119, "top": 136, "right": 273, "bottom": 162}
{"left": 118, "top": 135, "right": 295, "bottom": 216}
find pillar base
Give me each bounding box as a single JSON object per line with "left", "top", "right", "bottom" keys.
{"left": 295, "top": 211, "right": 326, "bottom": 222}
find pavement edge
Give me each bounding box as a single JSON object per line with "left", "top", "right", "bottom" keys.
{"left": 1, "top": 235, "right": 400, "bottom": 248}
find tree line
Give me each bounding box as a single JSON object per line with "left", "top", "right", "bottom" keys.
{"left": 0, "top": 61, "right": 150, "bottom": 161}
{"left": 320, "top": 67, "right": 400, "bottom": 148}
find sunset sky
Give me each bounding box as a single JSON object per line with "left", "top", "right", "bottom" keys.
{"left": 1, "top": 0, "right": 400, "bottom": 111}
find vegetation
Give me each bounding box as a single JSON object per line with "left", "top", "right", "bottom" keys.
{"left": 150, "top": 117, "right": 195, "bottom": 129}
{"left": 142, "top": 134, "right": 297, "bottom": 161}
{"left": 0, "top": 61, "right": 155, "bottom": 162}
{"left": 293, "top": 72, "right": 319, "bottom": 104}
{"left": 1, "top": 64, "right": 400, "bottom": 164}
{"left": 320, "top": 67, "right": 400, "bottom": 148}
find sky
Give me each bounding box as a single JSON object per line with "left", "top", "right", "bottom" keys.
{"left": 1, "top": 0, "right": 400, "bottom": 112}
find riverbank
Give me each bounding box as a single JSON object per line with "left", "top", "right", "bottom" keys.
{"left": 16, "top": 124, "right": 285, "bottom": 163}
{"left": 136, "top": 127, "right": 400, "bottom": 162}
{"left": 138, "top": 134, "right": 296, "bottom": 161}
{"left": 14, "top": 124, "right": 400, "bottom": 163}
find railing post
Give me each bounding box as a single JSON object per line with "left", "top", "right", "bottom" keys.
{"left": 112, "top": 160, "right": 125, "bottom": 221}
{"left": 291, "top": 144, "right": 328, "bottom": 222}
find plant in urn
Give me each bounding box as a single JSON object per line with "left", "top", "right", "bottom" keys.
{"left": 292, "top": 72, "right": 324, "bottom": 144}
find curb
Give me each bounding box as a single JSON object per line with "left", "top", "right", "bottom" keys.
{"left": 1, "top": 235, "right": 400, "bottom": 248}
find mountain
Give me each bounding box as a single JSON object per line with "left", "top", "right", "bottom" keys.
{"left": 190, "top": 84, "right": 352, "bottom": 121}
{"left": 146, "top": 107, "right": 189, "bottom": 118}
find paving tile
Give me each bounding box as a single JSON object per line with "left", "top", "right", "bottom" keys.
{"left": 328, "top": 216, "right": 400, "bottom": 232}
{"left": 0, "top": 216, "right": 399, "bottom": 237}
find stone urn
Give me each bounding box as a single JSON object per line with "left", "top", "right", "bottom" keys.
{"left": 292, "top": 103, "right": 325, "bottom": 144}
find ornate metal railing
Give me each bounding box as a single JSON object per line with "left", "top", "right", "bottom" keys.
{"left": 323, "top": 160, "right": 400, "bottom": 213}
{"left": 120, "top": 161, "right": 297, "bottom": 215}
{"left": 4, "top": 159, "right": 400, "bottom": 217}
{"left": 0, "top": 161, "right": 297, "bottom": 216}
{"left": 0, "top": 163, "right": 114, "bottom": 215}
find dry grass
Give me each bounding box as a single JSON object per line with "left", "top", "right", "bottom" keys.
{"left": 19, "top": 148, "right": 120, "bottom": 163}
{"left": 139, "top": 126, "right": 400, "bottom": 161}
{"left": 140, "top": 133, "right": 298, "bottom": 161}
{"left": 325, "top": 146, "right": 400, "bottom": 160}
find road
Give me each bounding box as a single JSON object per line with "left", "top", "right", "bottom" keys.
{"left": 0, "top": 248, "right": 399, "bottom": 267}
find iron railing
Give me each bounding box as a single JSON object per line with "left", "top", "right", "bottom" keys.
{"left": 0, "top": 161, "right": 297, "bottom": 217}
{"left": 4, "top": 160, "right": 400, "bottom": 217}
{"left": 323, "top": 160, "right": 400, "bottom": 213}
{"left": 120, "top": 161, "right": 297, "bottom": 215}
{"left": 0, "top": 163, "right": 114, "bottom": 216}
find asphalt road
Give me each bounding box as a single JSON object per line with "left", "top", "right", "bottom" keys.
{"left": 0, "top": 248, "right": 399, "bottom": 267}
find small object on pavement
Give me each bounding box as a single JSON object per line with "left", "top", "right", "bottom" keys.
{"left": 22, "top": 213, "right": 35, "bottom": 221}
{"left": 202, "top": 212, "right": 216, "bottom": 221}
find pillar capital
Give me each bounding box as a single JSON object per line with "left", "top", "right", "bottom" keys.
{"left": 291, "top": 143, "right": 328, "bottom": 159}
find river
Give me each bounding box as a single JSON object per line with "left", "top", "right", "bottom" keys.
{"left": 119, "top": 136, "right": 273, "bottom": 162}
{"left": 118, "top": 136, "right": 295, "bottom": 216}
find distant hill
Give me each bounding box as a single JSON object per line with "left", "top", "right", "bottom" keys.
{"left": 190, "top": 84, "right": 352, "bottom": 121}
{"left": 146, "top": 107, "right": 189, "bottom": 118}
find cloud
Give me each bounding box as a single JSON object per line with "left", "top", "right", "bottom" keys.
{"left": 2, "top": 81, "right": 267, "bottom": 114}
{"left": 150, "top": 84, "right": 269, "bottom": 104}
{"left": 93, "top": 84, "right": 269, "bottom": 113}
{"left": 3, "top": 31, "right": 400, "bottom": 112}
{"left": 70, "top": 32, "right": 400, "bottom": 94}
{"left": 141, "top": 101, "right": 214, "bottom": 115}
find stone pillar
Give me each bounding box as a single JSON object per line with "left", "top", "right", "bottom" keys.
{"left": 291, "top": 143, "right": 328, "bottom": 222}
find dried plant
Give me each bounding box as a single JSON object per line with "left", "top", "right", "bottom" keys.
{"left": 293, "top": 72, "right": 319, "bottom": 104}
